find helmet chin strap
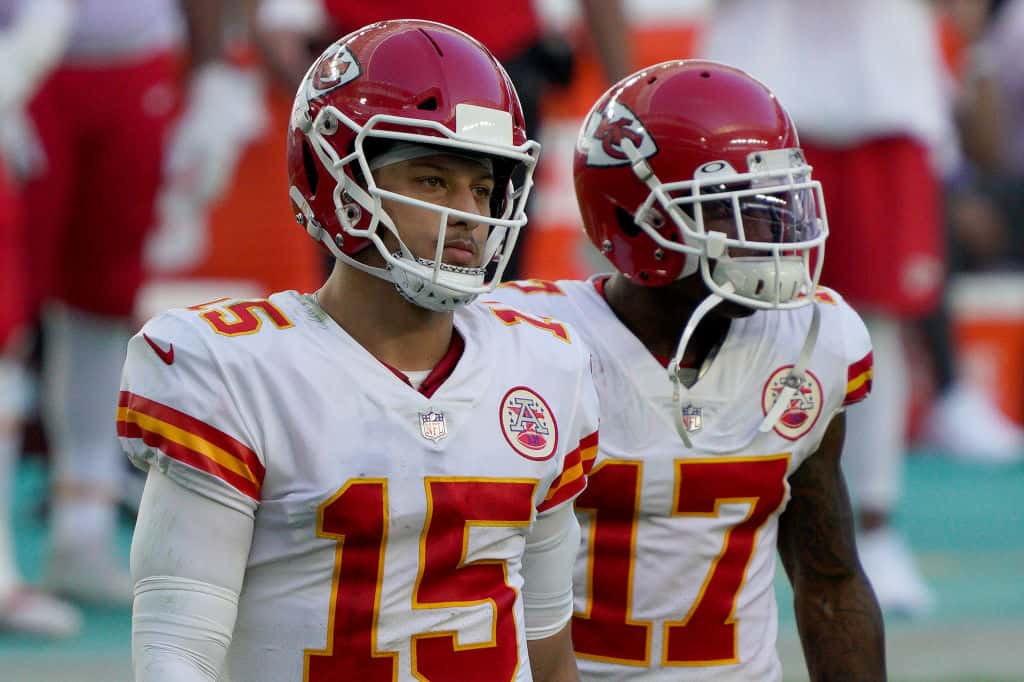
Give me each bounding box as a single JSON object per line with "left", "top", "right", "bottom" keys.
{"left": 667, "top": 280, "right": 822, "bottom": 448}
{"left": 758, "top": 300, "right": 821, "bottom": 434}
{"left": 668, "top": 287, "right": 727, "bottom": 448}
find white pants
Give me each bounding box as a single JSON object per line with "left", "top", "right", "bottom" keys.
{"left": 841, "top": 313, "right": 909, "bottom": 514}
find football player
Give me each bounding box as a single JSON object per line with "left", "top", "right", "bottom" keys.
{"left": 489, "top": 60, "right": 886, "bottom": 680}
{"left": 4, "top": 0, "right": 259, "bottom": 609}
{"left": 0, "top": 0, "right": 86, "bottom": 637}
{"left": 119, "top": 20, "right": 598, "bottom": 682}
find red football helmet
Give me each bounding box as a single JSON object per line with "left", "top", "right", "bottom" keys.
{"left": 287, "top": 20, "right": 539, "bottom": 310}
{"left": 574, "top": 60, "right": 828, "bottom": 309}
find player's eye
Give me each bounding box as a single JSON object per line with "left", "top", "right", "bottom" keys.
{"left": 702, "top": 200, "right": 732, "bottom": 222}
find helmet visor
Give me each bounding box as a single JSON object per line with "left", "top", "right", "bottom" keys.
{"left": 679, "top": 172, "right": 823, "bottom": 253}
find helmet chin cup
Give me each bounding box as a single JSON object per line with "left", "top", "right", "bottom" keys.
{"left": 388, "top": 255, "right": 485, "bottom": 312}
{"left": 705, "top": 231, "right": 728, "bottom": 258}
{"left": 710, "top": 257, "right": 806, "bottom": 307}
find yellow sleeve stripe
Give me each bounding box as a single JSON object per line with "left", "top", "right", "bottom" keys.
{"left": 846, "top": 367, "right": 873, "bottom": 395}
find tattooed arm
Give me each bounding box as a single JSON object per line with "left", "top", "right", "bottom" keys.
{"left": 777, "top": 412, "right": 887, "bottom": 681}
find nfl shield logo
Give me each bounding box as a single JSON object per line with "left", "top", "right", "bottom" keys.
{"left": 680, "top": 404, "right": 703, "bottom": 433}
{"left": 419, "top": 410, "right": 447, "bottom": 442}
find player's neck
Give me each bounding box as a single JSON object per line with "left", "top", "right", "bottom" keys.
{"left": 603, "top": 274, "right": 730, "bottom": 367}
{"left": 316, "top": 264, "right": 455, "bottom": 372}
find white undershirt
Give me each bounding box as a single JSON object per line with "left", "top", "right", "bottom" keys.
{"left": 403, "top": 369, "right": 431, "bottom": 390}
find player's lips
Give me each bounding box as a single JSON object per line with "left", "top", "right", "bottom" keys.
{"left": 441, "top": 238, "right": 479, "bottom": 266}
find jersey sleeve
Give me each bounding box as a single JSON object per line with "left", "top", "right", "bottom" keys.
{"left": 536, "top": 350, "right": 600, "bottom": 514}
{"left": 832, "top": 291, "right": 874, "bottom": 407}
{"left": 487, "top": 279, "right": 568, "bottom": 319}
{"left": 117, "top": 312, "right": 264, "bottom": 516}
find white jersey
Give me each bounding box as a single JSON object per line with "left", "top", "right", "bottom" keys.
{"left": 488, "top": 278, "right": 873, "bottom": 681}
{"left": 0, "top": 0, "right": 180, "bottom": 61}
{"left": 117, "top": 290, "right": 600, "bottom": 682}
{"left": 698, "top": 0, "right": 956, "bottom": 171}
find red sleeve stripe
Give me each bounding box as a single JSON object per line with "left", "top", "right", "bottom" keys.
{"left": 116, "top": 391, "right": 263, "bottom": 500}
{"left": 843, "top": 378, "right": 871, "bottom": 406}
{"left": 844, "top": 352, "right": 874, "bottom": 405}
{"left": 847, "top": 351, "right": 873, "bottom": 379}
{"left": 537, "top": 430, "right": 598, "bottom": 512}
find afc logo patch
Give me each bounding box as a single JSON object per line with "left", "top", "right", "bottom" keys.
{"left": 499, "top": 386, "right": 559, "bottom": 461}
{"left": 761, "top": 366, "right": 823, "bottom": 440}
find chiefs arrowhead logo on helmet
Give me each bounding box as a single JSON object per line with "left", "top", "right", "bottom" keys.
{"left": 310, "top": 42, "right": 362, "bottom": 95}
{"left": 580, "top": 101, "right": 658, "bottom": 167}
{"left": 292, "top": 41, "right": 363, "bottom": 133}
{"left": 597, "top": 118, "right": 642, "bottom": 160}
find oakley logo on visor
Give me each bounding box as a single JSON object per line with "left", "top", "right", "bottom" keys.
{"left": 695, "top": 160, "right": 739, "bottom": 178}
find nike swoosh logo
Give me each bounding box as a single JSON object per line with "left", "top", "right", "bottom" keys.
{"left": 143, "top": 334, "right": 175, "bottom": 365}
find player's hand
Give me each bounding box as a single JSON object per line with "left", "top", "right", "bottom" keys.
{"left": 144, "top": 184, "right": 210, "bottom": 273}
{"left": 0, "top": 108, "right": 47, "bottom": 180}
{"left": 164, "top": 62, "right": 269, "bottom": 205}
{"left": 0, "top": 0, "right": 75, "bottom": 116}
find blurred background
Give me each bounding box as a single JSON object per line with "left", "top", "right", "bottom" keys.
{"left": 0, "top": 1, "right": 1021, "bottom": 680}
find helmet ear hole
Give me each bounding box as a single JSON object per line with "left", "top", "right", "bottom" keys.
{"left": 341, "top": 203, "right": 362, "bottom": 228}
{"left": 301, "top": 141, "right": 320, "bottom": 195}
{"left": 490, "top": 158, "right": 521, "bottom": 217}
{"left": 614, "top": 206, "right": 641, "bottom": 237}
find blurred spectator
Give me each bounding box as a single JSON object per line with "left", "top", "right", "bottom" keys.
{"left": 1, "top": 0, "right": 261, "bottom": 614}
{"left": 249, "top": 0, "right": 631, "bottom": 280}
{"left": 923, "top": 0, "right": 1024, "bottom": 460}
{"left": 700, "top": 0, "right": 951, "bottom": 617}
{"left": 943, "top": 0, "right": 1006, "bottom": 173}
{"left": 0, "top": 0, "right": 80, "bottom": 638}
{"left": 941, "top": 0, "right": 1024, "bottom": 271}
{"left": 971, "top": 0, "right": 1024, "bottom": 178}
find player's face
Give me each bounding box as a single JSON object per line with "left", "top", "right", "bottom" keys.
{"left": 689, "top": 193, "right": 797, "bottom": 318}
{"left": 699, "top": 198, "right": 784, "bottom": 257}
{"left": 372, "top": 154, "right": 495, "bottom": 268}
{"left": 667, "top": 273, "right": 756, "bottom": 319}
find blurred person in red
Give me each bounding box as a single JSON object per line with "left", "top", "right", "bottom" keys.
{"left": 249, "top": 0, "right": 631, "bottom": 280}
{"left": 0, "top": 0, "right": 81, "bottom": 637}
{"left": 700, "top": 0, "right": 956, "bottom": 617}
{"left": 2, "top": 0, "right": 261, "bottom": 610}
